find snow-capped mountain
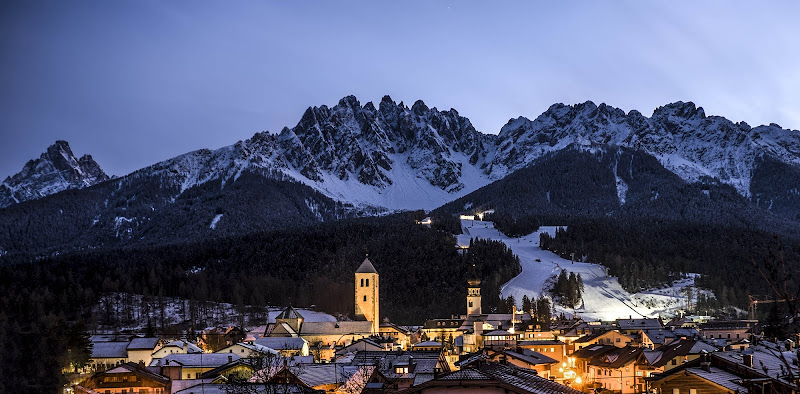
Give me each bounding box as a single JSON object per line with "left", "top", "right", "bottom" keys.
{"left": 492, "top": 101, "right": 800, "bottom": 197}
{"left": 3, "top": 97, "right": 799, "bottom": 214}
{"left": 0, "top": 140, "right": 109, "bottom": 207}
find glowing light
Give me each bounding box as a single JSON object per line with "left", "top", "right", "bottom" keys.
{"left": 575, "top": 376, "right": 583, "bottom": 384}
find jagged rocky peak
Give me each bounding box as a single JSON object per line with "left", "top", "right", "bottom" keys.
{"left": 0, "top": 140, "right": 109, "bottom": 208}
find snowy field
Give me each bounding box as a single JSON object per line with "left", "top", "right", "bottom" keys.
{"left": 457, "top": 219, "right": 709, "bottom": 321}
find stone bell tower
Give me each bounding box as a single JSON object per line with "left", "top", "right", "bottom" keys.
{"left": 467, "top": 263, "right": 482, "bottom": 316}
{"left": 355, "top": 257, "right": 379, "bottom": 333}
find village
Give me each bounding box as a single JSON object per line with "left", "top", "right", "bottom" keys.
{"left": 71, "top": 257, "right": 800, "bottom": 394}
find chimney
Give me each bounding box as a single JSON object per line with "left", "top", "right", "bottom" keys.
{"left": 743, "top": 353, "right": 753, "bottom": 368}
{"left": 228, "top": 355, "right": 233, "bottom": 363}
{"left": 700, "top": 361, "right": 711, "bottom": 372}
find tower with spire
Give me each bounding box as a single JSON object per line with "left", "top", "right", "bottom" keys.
{"left": 355, "top": 257, "right": 379, "bottom": 333}
{"left": 467, "top": 263, "right": 482, "bottom": 316}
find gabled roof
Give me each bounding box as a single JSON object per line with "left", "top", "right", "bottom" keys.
{"left": 276, "top": 305, "right": 304, "bottom": 320}
{"left": 617, "top": 318, "right": 663, "bottom": 330}
{"left": 299, "top": 321, "right": 373, "bottom": 335}
{"left": 152, "top": 353, "right": 241, "bottom": 368}
{"left": 91, "top": 341, "right": 129, "bottom": 359}
{"left": 590, "top": 346, "right": 643, "bottom": 369}
{"left": 356, "top": 257, "right": 378, "bottom": 274}
{"left": 127, "top": 337, "right": 160, "bottom": 350}
{"left": 86, "top": 362, "right": 169, "bottom": 386}
{"left": 493, "top": 349, "right": 558, "bottom": 366}
{"left": 200, "top": 358, "right": 257, "bottom": 379}
{"left": 255, "top": 337, "right": 308, "bottom": 350}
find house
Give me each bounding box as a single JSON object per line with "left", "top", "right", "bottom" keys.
{"left": 411, "top": 341, "right": 443, "bottom": 352}
{"left": 519, "top": 339, "right": 568, "bottom": 365}
{"left": 199, "top": 358, "right": 258, "bottom": 382}
{"left": 336, "top": 337, "right": 389, "bottom": 356}
{"left": 616, "top": 317, "right": 664, "bottom": 336}
{"left": 151, "top": 340, "right": 203, "bottom": 360}
{"left": 639, "top": 338, "right": 719, "bottom": 375}
{"left": 698, "top": 319, "right": 757, "bottom": 342}
{"left": 398, "top": 362, "right": 583, "bottom": 393}
{"left": 583, "top": 346, "right": 644, "bottom": 393}
{"left": 421, "top": 318, "right": 463, "bottom": 343}
{"left": 89, "top": 341, "right": 130, "bottom": 372}
{"left": 379, "top": 321, "right": 413, "bottom": 350}
{"left": 126, "top": 337, "right": 160, "bottom": 366}
{"left": 640, "top": 327, "right": 699, "bottom": 349}
{"left": 482, "top": 330, "right": 518, "bottom": 350}
{"left": 570, "top": 344, "right": 617, "bottom": 390}
{"left": 198, "top": 326, "right": 246, "bottom": 352}
{"left": 647, "top": 343, "right": 799, "bottom": 393}
{"left": 152, "top": 353, "right": 241, "bottom": 380}
{"left": 572, "top": 329, "right": 633, "bottom": 350}
{"left": 484, "top": 349, "right": 558, "bottom": 378}
{"left": 255, "top": 337, "right": 310, "bottom": 357}
{"left": 215, "top": 342, "right": 278, "bottom": 358}
{"left": 353, "top": 350, "right": 450, "bottom": 391}
{"left": 78, "top": 362, "right": 170, "bottom": 394}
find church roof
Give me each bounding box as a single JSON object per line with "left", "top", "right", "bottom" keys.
{"left": 276, "top": 305, "right": 304, "bottom": 320}
{"left": 355, "top": 258, "right": 378, "bottom": 274}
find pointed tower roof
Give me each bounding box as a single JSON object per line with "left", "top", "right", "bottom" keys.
{"left": 356, "top": 257, "right": 378, "bottom": 274}
{"left": 276, "top": 305, "right": 304, "bottom": 320}
{"left": 467, "top": 263, "right": 481, "bottom": 286}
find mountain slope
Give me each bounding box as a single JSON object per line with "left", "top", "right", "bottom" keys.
{"left": 0, "top": 141, "right": 109, "bottom": 207}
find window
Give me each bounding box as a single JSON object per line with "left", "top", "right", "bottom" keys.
{"left": 363, "top": 295, "right": 367, "bottom": 302}
{"left": 366, "top": 278, "right": 369, "bottom": 286}
{"left": 616, "top": 337, "right": 621, "bottom": 342}
{"left": 360, "top": 278, "right": 364, "bottom": 287}
{"left": 672, "top": 359, "right": 677, "bottom": 365}
{"left": 727, "top": 334, "right": 731, "bottom": 339}
{"left": 672, "top": 390, "right": 680, "bottom": 394}
{"left": 469, "top": 302, "right": 473, "bottom": 307}
{"left": 690, "top": 389, "right": 697, "bottom": 394}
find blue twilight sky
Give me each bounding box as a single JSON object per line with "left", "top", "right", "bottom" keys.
{"left": 1, "top": 1, "right": 799, "bottom": 178}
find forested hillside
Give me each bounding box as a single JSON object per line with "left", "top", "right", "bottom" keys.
{"left": 0, "top": 170, "right": 356, "bottom": 256}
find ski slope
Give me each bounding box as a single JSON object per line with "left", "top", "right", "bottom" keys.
{"left": 457, "top": 219, "right": 703, "bottom": 321}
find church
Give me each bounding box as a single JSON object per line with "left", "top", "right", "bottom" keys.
{"left": 263, "top": 257, "right": 409, "bottom": 360}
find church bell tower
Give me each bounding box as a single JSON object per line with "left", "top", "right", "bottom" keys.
{"left": 355, "top": 257, "right": 379, "bottom": 333}
{"left": 467, "top": 264, "right": 482, "bottom": 316}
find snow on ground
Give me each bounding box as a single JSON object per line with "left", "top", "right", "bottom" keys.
{"left": 94, "top": 293, "right": 337, "bottom": 332}
{"left": 209, "top": 214, "right": 223, "bottom": 229}
{"left": 457, "top": 220, "right": 709, "bottom": 321}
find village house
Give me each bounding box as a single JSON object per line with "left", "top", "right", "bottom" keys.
{"left": 354, "top": 350, "right": 450, "bottom": 392}
{"left": 77, "top": 362, "right": 170, "bottom": 394}
{"left": 255, "top": 336, "right": 310, "bottom": 357}
{"left": 519, "top": 339, "right": 567, "bottom": 365}
{"left": 150, "top": 339, "right": 203, "bottom": 360}
{"left": 584, "top": 346, "right": 645, "bottom": 393}
{"left": 151, "top": 353, "right": 241, "bottom": 380}
{"left": 398, "top": 362, "right": 583, "bottom": 394}
{"left": 214, "top": 342, "right": 278, "bottom": 358}
{"left": 647, "top": 342, "right": 800, "bottom": 393}
{"left": 698, "top": 319, "right": 757, "bottom": 342}
{"left": 572, "top": 329, "right": 633, "bottom": 350}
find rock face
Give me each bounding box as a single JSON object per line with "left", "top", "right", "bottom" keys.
{"left": 0, "top": 141, "right": 109, "bottom": 207}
